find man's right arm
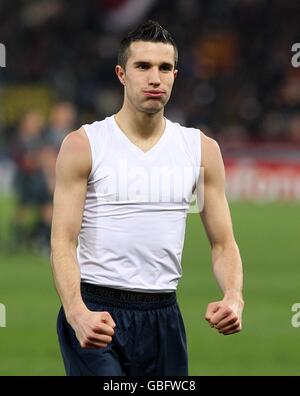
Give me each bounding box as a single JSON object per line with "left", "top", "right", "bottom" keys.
{"left": 50, "top": 129, "right": 115, "bottom": 349}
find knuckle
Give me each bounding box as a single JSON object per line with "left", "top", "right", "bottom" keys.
{"left": 93, "top": 324, "right": 102, "bottom": 332}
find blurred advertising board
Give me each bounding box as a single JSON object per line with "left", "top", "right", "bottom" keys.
{"left": 224, "top": 145, "right": 300, "bottom": 202}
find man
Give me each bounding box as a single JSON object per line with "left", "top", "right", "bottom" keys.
{"left": 51, "top": 20, "right": 244, "bottom": 376}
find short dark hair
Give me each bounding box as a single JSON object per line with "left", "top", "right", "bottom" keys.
{"left": 118, "top": 20, "right": 178, "bottom": 69}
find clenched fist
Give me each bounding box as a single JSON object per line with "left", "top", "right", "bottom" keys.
{"left": 205, "top": 297, "right": 244, "bottom": 335}
{"left": 68, "top": 308, "right": 116, "bottom": 349}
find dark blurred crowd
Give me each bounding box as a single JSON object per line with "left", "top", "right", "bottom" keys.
{"left": 1, "top": 0, "right": 300, "bottom": 251}
{"left": 1, "top": 0, "right": 300, "bottom": 143}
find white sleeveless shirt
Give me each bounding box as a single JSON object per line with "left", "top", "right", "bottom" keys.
{"left": 77, "top": 115, "right": 201, "bottom": 292}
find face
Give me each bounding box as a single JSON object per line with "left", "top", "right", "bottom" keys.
{"left": 116, "top": 41, "right": 178, "bottom": 115}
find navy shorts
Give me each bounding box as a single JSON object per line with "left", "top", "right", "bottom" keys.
{"left": 57, "top": 283, "right": 188, "bottom": 376}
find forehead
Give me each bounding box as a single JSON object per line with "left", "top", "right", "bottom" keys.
{"left": 127, "top": 41, "right": 175, "bottom": 65}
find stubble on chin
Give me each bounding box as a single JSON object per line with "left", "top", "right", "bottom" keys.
{"left": 142, "top": 104, "right": 164, "bottom": 115}
{"left": 141, "top": 96, "right": 170, "bottom": 114}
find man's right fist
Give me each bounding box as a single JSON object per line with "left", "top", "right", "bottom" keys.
{"left": 69, "top": 309, "right": 116, "bottom": 349}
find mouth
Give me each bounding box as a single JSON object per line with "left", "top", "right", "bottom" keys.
{"left": 143, "top": 90, "right": 165, "bottom": 99}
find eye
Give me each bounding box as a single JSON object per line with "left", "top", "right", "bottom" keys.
{"left": 160, "top": 64, "right": 173, "bottom": 72}
{"left": 137, "top": 64, "right": 149, "bottom": 70}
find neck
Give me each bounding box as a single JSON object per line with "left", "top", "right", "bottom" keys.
{"left": 115, "top": 101, "right": 165, "bottom": 139}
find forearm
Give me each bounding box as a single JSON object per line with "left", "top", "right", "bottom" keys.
{"left": 50, "top": 242, "right": 116, "bottom": 349}
{"left": 211, "top": 240, "right": 244, "bottom": 302}
{"left": 50, "top": 243, "right": 87, "bottom": 322}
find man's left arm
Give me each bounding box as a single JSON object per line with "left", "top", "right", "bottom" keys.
{"left": 199, "top": 133, "right": 244, "bottom": 335}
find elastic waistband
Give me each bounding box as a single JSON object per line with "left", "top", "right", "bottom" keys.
{"left": 80, "top": 282, "right": 177, "bottom": 310}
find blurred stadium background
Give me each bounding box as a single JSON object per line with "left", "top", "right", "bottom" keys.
{"left": 0, "top": 0, "right": 300, "bottom": 376}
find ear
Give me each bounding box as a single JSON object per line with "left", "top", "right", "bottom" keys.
{"left": 115, "top": 65, "right": 126, "bottom": 86}
{"left": 174, "top": 69, "right": 178, "bottom": 80}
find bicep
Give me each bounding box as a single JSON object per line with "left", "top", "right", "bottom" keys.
{"left": 51, "top": 131, "right": 91, "bottom": 246}
{"left": 200, "top": 136, "right": 234, "bottom": 247}
{"left": 52, "top": 168, "right": 87, "bottom": 246}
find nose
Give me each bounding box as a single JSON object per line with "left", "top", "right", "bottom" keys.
{"left": 148, "top": 67, "right": 161, "bottom": 86}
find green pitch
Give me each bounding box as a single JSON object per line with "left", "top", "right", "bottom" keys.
{"left": 0, "top": 202, "right": 299, "bottom": 375}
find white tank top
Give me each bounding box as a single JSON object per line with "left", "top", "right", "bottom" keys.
{"left": 77, "top": 115, "right": 201, "bottom": 292}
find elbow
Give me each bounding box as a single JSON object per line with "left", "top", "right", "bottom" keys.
{"left": 211, "top": 238, "right": 239, "bottom": 257}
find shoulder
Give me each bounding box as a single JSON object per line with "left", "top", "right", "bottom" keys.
{"left": 199, "top": 131, "right": 225, "bottom": 186}
{"left": 200, "top": 131, "right": 223, "bottom": 168}
{"left": 60, "top": 127, "right": 91, "bottom": 159}
{"left": 56, "top": 127, "right": 92, "bottom": 178}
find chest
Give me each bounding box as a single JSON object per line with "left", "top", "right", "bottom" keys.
{"left": 90, "top": 145, "right": 198, "bottom": 204}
